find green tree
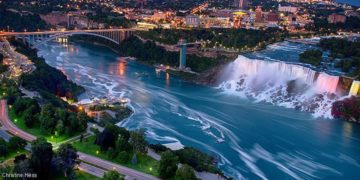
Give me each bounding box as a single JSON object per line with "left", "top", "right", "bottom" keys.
{"left": 103, "top": 170, "right": 124, "bottom": 180}
{"left": 56, "top": 144, "right": 79, "bottom": 177}
{"left": 95, "top": 127, "right": 117, "bottom": 151}
{"left": 67, "top": 113, "right": 79, "bottom": 134}
{"left": 115, "top": 137, "right": 131, "bottom": 152}
{"left": 39, "top": 104, "right": 57, "bottom": 134}
{"left": 77, "top": 111, "right": 90, "bottom": 131}
{"left": 129, "top": 130, "right": 147, "bottom": 153}
{"left": 14, "top": 159, "right": 33, "bottom": 176}
{"left": 176, "top": 164, "right": 197, "bottom": 180}
{"left": 299, "top": 49, "right": 323, "bottom": 66}
{"left": 117, "top": 127, "right": 130, "bottom": 142}
{"left": 0, "top": 53, "right": 8, "bottom": 73}
{"left": 23, "top": 105, "right": 39, "bottom": 127}
{"left": 175, "top": 147, "right": 218, "bottom": 172}
{"left": 0, "top": 138, "right": 8, "bottom": 156}
{"left": 117, "top": 151, "right": 130, "bottom": 164}
{"left": 13, "top": 97, "right": 37, "bottom": 115}
{"left": 8, "top": 137, "right": 27, "bottom": 151}
{"left": 55, "top": 120, "right": 65, "bottom": 135}
{"left": 159, "top": 150, "right": 178, "bottom": 179}
{"left": 30, "top": 138, "right": 53, "bottom": 179}
{"left": 55, "top": 108, "right": 67, "bottom": 124}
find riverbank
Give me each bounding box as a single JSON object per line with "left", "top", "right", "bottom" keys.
{"left": 68, "top": 35, "right": 236, "bottom": 85}
{"left": 68, "top": 28, "right": 316, "bottom": 85}
{"left": 34, "top": 38, "right": 360, "bottom": 179}
{"left": 19, "top": 37, "right": 229, "bottom": 179}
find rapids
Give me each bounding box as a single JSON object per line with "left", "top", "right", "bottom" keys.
{"left": 36, "top": 41, "right": 360, "bottom": 179}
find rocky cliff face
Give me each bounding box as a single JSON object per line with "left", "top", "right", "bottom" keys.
{"left": 191, "top": 64, "right": 227, "bottom": 86}
{"left": 332, "top": 96, "right": 360, "bottom": 123}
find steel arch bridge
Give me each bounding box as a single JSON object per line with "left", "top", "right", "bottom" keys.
{"left": 0, "top": 29, "right": 135, "bottom": 47}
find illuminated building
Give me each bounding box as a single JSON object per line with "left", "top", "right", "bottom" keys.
{"left": 186, "top": 15, "right": 200, "bottom": 27}
{"left": 234, "top": 0, "right": 249, "bottom": 10}
{"left": 255, "top": 6, "right": 263, "bottom": 22}
{"left": 328, "top": 14, "right": 346, "bottom": 24}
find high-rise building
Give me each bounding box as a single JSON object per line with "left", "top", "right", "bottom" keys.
{"left": 234, "top": 0, "right": 248, "bottom": 10}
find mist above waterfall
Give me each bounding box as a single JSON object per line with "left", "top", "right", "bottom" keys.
{"left": 218, "top": 55, "right": 348, "bottom": 119}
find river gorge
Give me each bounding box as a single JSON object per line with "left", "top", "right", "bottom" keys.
{"left": 36, "top": 40, "right": 360, "bottom": 179}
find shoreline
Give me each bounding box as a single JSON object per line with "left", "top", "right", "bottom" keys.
{"left": 9, "top": 40, "right": 230, "bottom": 179}
{"left": 68, "top": 37, "right": 272, "bottom": 86}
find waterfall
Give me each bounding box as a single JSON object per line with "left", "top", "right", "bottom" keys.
{"left": 222, "top": 56, "right": 317, "bottom": 87}
{"left": 218, "top": 55, "right": 343, "bottom": 118}
{"left": 315, "top": 73, "right": 339, "bottom": 94}
{"left": 349, "top": 81, "right": 360, "bottom": 96}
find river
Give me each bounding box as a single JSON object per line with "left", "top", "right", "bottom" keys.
{"left": 37, "top": 41, "right": 360, "bottom": 179}
{"left": 335, "top": 0, "right": 360, "bottom": 6}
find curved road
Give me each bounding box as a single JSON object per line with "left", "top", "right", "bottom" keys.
{"left": 0, "top": 100, "right": 36, "bottom": 141}
{"left": 0, "top": 100, "right": 160, "bottom": 180}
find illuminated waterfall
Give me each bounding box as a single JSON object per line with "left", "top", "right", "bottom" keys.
{"left": 315, "top": 73, "right": 339, "bottom": 94}
{"left": 223, "top": 56, "right": 317, "bottom": 87}
{"left": 349, "top": 81, "right": 360, "bottom": 96}
{"left": 219, "top": 55, "right": 344, "bottom": 118}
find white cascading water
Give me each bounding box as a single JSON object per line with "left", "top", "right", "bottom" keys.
{"left": 218, "top": 55, "right": 344, "bottom": 119}
{"left": 315, "top": 73, "right": 339, "bottom": 94}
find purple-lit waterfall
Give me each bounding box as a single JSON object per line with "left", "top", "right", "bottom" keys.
{"left": 218, "top": 55, "right": 357, "bottom": 118}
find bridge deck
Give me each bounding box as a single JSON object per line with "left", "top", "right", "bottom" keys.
{"left": 0, "top": 28, "right": 136, "bottom": 36}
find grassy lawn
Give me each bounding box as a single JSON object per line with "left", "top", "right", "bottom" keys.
{"left": 54, "top": 170, "right": 101, "bottom": 180}
{"left": 72, "top": 135, "right": 159, "bottom": 177}
{"left": 8, "top": 107, "right": 81, "bottom": 144}
{"left": 0, "top": 149, "right": 28, "bottom": 163}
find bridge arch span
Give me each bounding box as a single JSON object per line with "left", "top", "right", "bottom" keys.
{"left": 32, "top": 32, "right": 121, "bottom": 48}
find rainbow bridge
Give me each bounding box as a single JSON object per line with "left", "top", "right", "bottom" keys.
{"left": 0, "top": 28, "right": 135, "bottom": 47}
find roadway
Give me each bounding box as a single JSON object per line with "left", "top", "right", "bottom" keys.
{"left": 0, "top": 100, "right": 36, "bottom": 141}
{"left": 78, "top": 152, "right": 160, "bottom": 180}
{"left": 0, "top": 100, "right": 159, "bottom": 180}
{"left": 0, "top": 28, "right": 138, "bottom": 37}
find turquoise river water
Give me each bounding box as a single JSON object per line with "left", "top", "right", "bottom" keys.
{"left": 37, "top": 41, "right": 360, "bottom": 179}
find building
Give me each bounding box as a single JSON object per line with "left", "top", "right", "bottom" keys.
{"left": 232, "top": 11, "right": 247, "bottom": 28}
{"left": 278, "top": 5, "right": 298, "bottom": 13}
{"left": 200, "top": 17, "right": 231, "bottom": 28}
{"left": 137, "top": 22, "right": 158, "bottom": 29}
{"left": 186, "top": 15, "right": 200, "bottom": 27}
{"left": 288, "top": 14, "right": 298, "bottom": 25}
{"left": 234, "top": 0, "right": 249, "bottom": 10}
{"left": 267, "top": 12, "right": 279, "bottom": 22}
{"left": 282, "top": 0, "right": 330, "bottom": 3}
{"left": 328, "top": 14, "right": 346, "bottom": 23}
{"left": 255, "top": 6, "right": 263, "bottom": 22}
{"left": 211, "top": 9, "right": 234, "bottom": 19}
{"left": 151, "top": 11, "right": 167, "bottom": 22}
